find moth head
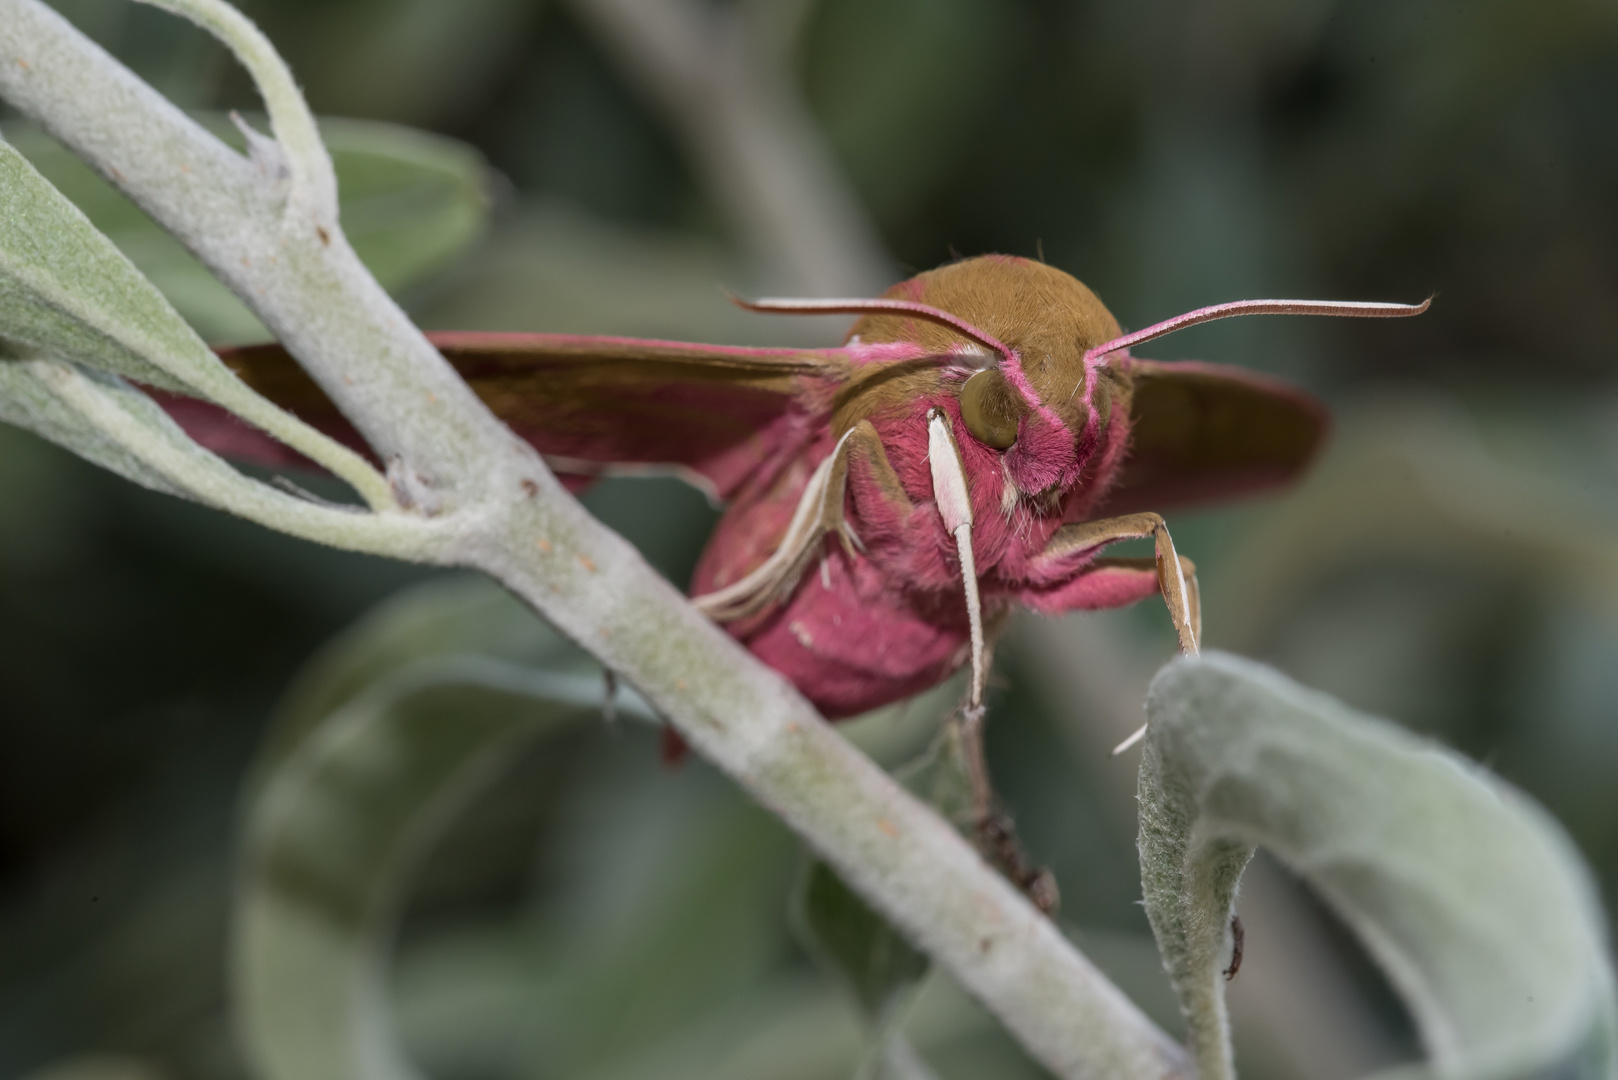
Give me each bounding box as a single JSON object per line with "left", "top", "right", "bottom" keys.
{"left": 835, "top": 257, "right": 1134, "bottom": 495}
{"left": 730, "top": 256, "right": 1428, "bottom": 496}
{"left": 849, "top": 256, "right": 1123, "bottom": 446}
{"left": 728, "top": 257, "right": 1133, "bottom": 497}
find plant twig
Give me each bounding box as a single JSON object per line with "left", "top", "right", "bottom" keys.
{"left": 0, "top": 5, "right": 1188, "bottom": 1076}
{"left": 139, "top": 0, "right": 337, "bottom": 224}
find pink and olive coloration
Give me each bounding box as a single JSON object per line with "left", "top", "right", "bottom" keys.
{"left": 166, "top": 256, "right": 1425, "bottom": 722}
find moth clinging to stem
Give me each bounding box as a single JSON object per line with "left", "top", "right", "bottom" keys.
{"left": 176, "top": 255, "right": 1426, "bottom": 781}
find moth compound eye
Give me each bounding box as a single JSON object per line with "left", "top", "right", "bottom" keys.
{"left": 959, "top": 368, "right": 1027, "bottom": 450}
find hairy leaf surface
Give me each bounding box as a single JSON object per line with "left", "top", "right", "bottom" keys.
{"left": 1, "top": 134, "right": 204, "bottom": 392}
{"left": 1138, "top": 652, "right": 1617, "bottom": 1080}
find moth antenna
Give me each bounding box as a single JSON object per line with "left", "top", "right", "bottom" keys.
{"left": 725, "top": 290, "right": 1017, "bottom": 367}
{"left": 1085, "top": 295, "right": 1433, "bottom": 365}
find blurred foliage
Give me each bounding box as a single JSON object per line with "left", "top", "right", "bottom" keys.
{"left": 5, "top": 1, "right": 1618, "bottom": 1080}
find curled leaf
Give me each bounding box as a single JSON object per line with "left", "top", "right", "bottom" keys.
{"left": 1138, "top": 652, "right": 1618, "bottom": 1080}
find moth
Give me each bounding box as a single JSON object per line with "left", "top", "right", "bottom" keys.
{"left": 170, "top": 255, "right": 1424, "bottom": 752}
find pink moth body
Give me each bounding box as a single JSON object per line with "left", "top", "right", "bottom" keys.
{"left": 692, "top": 258, "right": 1158, "bottom": 718}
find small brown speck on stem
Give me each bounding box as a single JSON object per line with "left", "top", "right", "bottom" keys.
{"left": 1224, "top": 915, "right": 1245, "bottom": 981}
{"left": 316, "top": 226, "right": 330, "bottom": 246}
{"left": 520, "top": 478, "right": 539, "bottom": 497}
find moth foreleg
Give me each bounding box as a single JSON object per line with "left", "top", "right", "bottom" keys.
{"left": 1039, "top": 512, "right": 1201, "bottom": 756}
{"left": 825, "top": 420, "right": 914, "bottom": 557}
{"left": 1043, "top": 512, "right": 1201, "bottom": 655}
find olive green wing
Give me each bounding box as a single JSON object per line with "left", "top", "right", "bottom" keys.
{"left": 163, "top": 332, "right": 851, "bottom": 500}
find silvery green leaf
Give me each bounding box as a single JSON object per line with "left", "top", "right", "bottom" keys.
{"left": 4, "top": 116, "right": 491, "bottom": 343}
{"left": 0, "top": 355, "right": 432, "bottom": 556}
{"left": 0, "top": 134, "right": 195, "bottom": 392}
{"left": 0, "top": 357, "right": 193, "bottom": 496}
{"left": 1138, "top": 652, "right": 1618, "bottom": 1080}
{"left": 235, "top": 578, "right": 628, "bottom": 1080}
{"left": 320, "top": 119, "right": 490, "bottom": 297}
{"left": 0, "top": 128, "right": 395, "bottom": 507}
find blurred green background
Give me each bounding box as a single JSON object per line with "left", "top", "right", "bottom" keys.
{"left": 5, "top": 1, "right": 1618, "bottom": 1078}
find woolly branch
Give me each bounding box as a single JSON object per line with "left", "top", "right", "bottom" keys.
{"left": 0, "top": 4, "right": 1188, "bottom": 1078}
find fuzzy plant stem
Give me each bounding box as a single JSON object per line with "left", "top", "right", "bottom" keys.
{"left": 0, "top": 5, "right": 1188, "bottom": 1078}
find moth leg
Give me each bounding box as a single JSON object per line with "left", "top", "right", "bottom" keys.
{"left": 693, "top": 422, "right": 899, "bottom": 622}
{"left": 1043, "top": 512, "right": 1201, "bottom": 655}
{"left": 1084, "top": 553, "right": 1202, "bottom": 648}
{"left": 824, "top": 419, "right": 915, "bottom": 557}
{"left": 922, "top": 414, "right": 1056, "bottom": 910}
{"left": 1040, "top": 513, "right": 1200, "bottom": 755}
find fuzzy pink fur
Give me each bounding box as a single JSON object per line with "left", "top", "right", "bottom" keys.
{"left": 691, "top": 359, "right": 1149, "bottom": 718}
{"left": 998, "top": 356, "right": 1081, "bottom": 493}
{"left": 1015, "top": 561, "right": 1162, "bottom": 616}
